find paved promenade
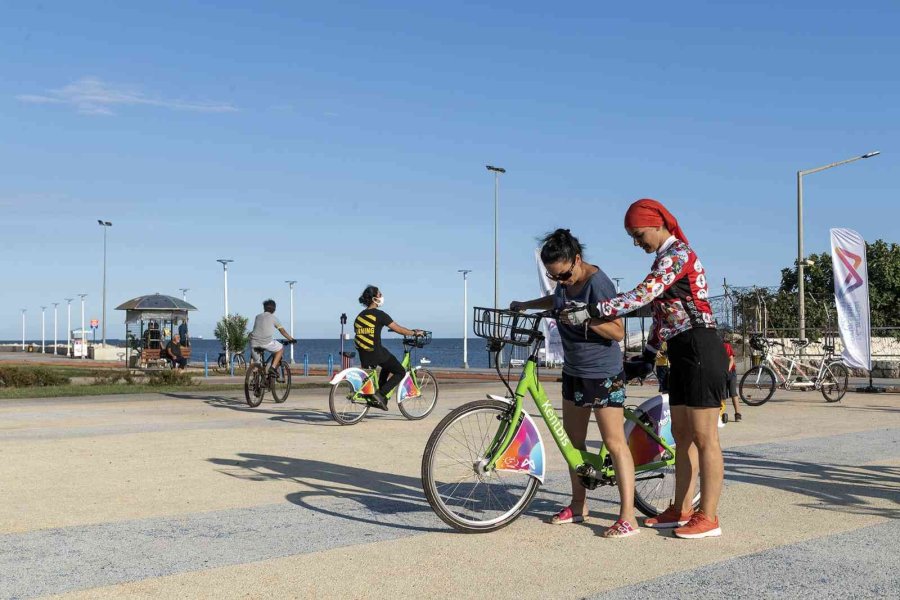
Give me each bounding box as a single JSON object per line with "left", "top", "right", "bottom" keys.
{"left": 1, "top": 380, "right": 897, "bottom": 599}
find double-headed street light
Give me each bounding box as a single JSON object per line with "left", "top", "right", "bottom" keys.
{"left": 21, "top": 309, "right": 26, "bottom": 350}
{"left": 52, "top": 302, "right": 59, "bottom": 357}
{"left": 41, "top": 306, "right": 46, "bottom": 353}
{"left": 286, "top": 280, "right": 297, "bottom": 363}
{"left": 796, "top": 151, "right": 880, "bottom": 343}
{"left": 65, "top": 299, "right": 73, "bottom": 357}
{"left": 97, "top": 220, "right": 112, "bottom": 345}
{"left": 179, "top": 288, "right": 189, "bottom": 301}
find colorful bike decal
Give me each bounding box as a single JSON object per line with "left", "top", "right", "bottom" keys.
{"left": 625, "top": 394, "right": 674, "bottom": 465}
{"left": 495, "top": 410, "right": 545, "bottom": 483}
{"left": 329, "top": 367, "right": 376, "bottom": 395}
{"left": 397, "top": 371, "right": 421, "bottom": 404}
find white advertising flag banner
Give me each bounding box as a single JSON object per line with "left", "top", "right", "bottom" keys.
{"left": 830, "top": 228, "right": 871, "bottom": 370}
{"left": 535, "top": 249, "right": 565, "bottom": 365}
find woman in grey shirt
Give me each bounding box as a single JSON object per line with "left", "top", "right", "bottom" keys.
{"left": 510, "top": 229, "right": 637, "bottom": 538}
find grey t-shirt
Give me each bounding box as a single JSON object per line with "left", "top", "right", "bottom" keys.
{"left": 249, "top": 312, "right": 284, "bottom": 345}
{"left": 553, "top": 267, "right": 623, "bottom": 378}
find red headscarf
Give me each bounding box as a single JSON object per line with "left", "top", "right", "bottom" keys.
{"left": 624, "top": 198, "right": 688, "bottom": 244}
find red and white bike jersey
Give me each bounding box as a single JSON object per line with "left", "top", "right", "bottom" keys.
{"left": 597, "top": 236, "right": 717, "bottom": 351}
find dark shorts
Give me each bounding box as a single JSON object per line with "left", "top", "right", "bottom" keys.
{"left": 562, "top": 372, "right": 626, "bottom": 409}
{"left": 726, "top": 370, "right": 737, "bottom": 397}
{"left": 666, "top": 328, "right": 729, "bottom": 408}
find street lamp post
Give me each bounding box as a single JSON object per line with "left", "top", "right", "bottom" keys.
{"left": 77, "top": 294, "right": 87, "bottom": 359}
{"left": 65, "top": 299, "right": 73, "bottom": 357}
{"left": 41, "top": 306, "right": 46, "bottom": 353}
{"left": 286, "top": 280, "right": 297, "bottom": 363}
{"left": 179, "top": 288, "right": 189, "bottom": 301}
{"left": 485, "top": 166, "right": 506, "bottom": 311}
{"left": 53, "top": 303, "right": 59, "bottom": 357}
{"left": 217, "top": 259, "right": 234, "bottom": 365}
{"left": 796, "top": 151, "right": 880, "bottom": 343}
{"left": 458, "top": 269, "right": 472, "bottom": 368}
{"left": 21, "top": 309, "right": 26, "bottom": 350}
{"left": 97, "top": 220, "right": 112, "bottom": 345}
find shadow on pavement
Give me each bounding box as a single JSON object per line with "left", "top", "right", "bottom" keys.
{"left": 724, "top": 450, "right": 900, "bottom": 519}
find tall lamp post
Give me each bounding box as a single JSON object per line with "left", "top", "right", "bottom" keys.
{"left": 52, "top": 302, "right": 59, "bottom": 356}
{"left": 65, "top": 298, "right": 73, "bottom": 357}
{"left": 21, "top": 309, "right": 26, "bottom": 350}
{"left": 217, "top": 259, "right": 234, "bottom": 365}
{"left": 485, "top": 165, "right": 506, "bottom": 311}
{"left": 97, "top": 220, "right": 112, "bottom": 345}
{"left": 286, "top": 280, "right": 297, "bottom": 363}
{"left": 77, "top": 294, "right": 87, "bottom": 359}
{"left": 796, "top": 151, "right": 880, "bottom": 343}
{"left": 179, "top": 288, "right": 189, "bottom": 301}
{"left": 458, "top": 269, "right": 472, "bottom": 368}
{"left": 41, "top": 306, "right": 46, "bottom": 353}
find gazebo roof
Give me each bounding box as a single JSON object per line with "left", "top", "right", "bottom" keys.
{"left": 115, "top": 293, "right": 197, "bottom": 312}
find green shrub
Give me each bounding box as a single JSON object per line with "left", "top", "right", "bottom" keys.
{"left": 0, "top": 366, "right": 71, "bottom": 388}
{"left": 92, "top": 370, "right": 135, "bottom": 386}
{"left": 146, "top": 369, "right": 196, "bottom": 387}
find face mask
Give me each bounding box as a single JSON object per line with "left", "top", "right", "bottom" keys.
{"left": 374, "top": 296, "right": 384, "bottom": 307}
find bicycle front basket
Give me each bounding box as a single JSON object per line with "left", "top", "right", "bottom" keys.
{"left": 473, "top": 307, "right": 542, "bottom": 347}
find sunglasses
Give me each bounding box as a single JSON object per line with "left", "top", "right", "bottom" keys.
{"left": 546, "top": 263, "right": 576, "bottom": 282}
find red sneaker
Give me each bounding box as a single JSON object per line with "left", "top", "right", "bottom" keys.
{"left": 644, "top": 504, "right": 692, "bottom": 529}
{"left": 673, "top": 511, "right": 722, "bottom": 539}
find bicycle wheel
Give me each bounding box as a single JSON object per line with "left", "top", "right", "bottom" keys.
{"left": 739, "top": 365, "right": 777, "bottom": 406}
{"left": 244, "top": 363, "right": 266, "bottom": 407}
{"left": 398, "top": 368, "right": 439, "bottom": 420}
{"left": 215, "top": 354, "right": 227, "bottom": 374}
{"left": 232, "top": 353, "right": 247, "bottom": 374}
{"left": 422, "top": 400, "right": 540, "bottom": 533}
{"left": 271, "top": 363, "right": 292, "bottom": 403}
{"left": 329, "top": 379, "right": 370, "bottom": 425}
{"left": 821, "top": 362, "right": 849, "bottom": 403}
{"left": 630, "top": 426, "right": 700, "bottom": 518}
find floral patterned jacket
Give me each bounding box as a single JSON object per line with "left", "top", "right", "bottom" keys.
{"left": 596, "top": 237, "right": 717, "bottom": 351}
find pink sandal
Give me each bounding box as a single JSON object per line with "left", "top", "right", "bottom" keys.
{"left": 548, "top": 506, "right": 585, "bottom": 525}
{"left": 602, "top": 519, "right": 640, "bottom": 538}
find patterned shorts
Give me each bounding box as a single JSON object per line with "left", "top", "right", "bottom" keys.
{"left": 561, "top": 371, "right": 627, "bottom": 408}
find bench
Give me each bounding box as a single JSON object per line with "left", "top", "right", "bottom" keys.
{"left": 140, "top": 346, "right": 192, "bottom": 369}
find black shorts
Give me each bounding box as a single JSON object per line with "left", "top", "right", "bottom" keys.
{"left": 561, "top": 372, "right": 626, "bottom": 409}
{"left": 726, "top": 371, "right": 737, "bottom": 397}
{"left": 666, "top": 328, "right": 729, "bottom": 408}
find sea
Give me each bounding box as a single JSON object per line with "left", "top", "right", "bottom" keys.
{"left": 2, "top": 337, "right": 512, "bottom": 369}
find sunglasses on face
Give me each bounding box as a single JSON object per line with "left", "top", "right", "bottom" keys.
{"left": 546, "top": 263, "right": 576, "bottom": 282}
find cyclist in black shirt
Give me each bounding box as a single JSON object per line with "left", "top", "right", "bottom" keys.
{"left": 354, "top": 285, "right": 423, "bottom": 410}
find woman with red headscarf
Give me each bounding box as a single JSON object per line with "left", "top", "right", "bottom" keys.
{"left": 561, "top": 198, "right": 728, "bottom": 539}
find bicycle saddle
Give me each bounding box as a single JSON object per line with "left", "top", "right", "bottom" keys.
{"left": 789, "top": 339, "right": 810, "bottom": 348}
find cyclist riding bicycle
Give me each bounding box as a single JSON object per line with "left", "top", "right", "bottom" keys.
{"left": 354, "top": 285, "right": 423, "bottom": 411}
{"left": 248, "top": 299, "right": 296, "bottom": 377}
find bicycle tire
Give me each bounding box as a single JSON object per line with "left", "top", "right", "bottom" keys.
{"left": 422, "top": 400, "right": 540, "bottom": 533}
{"left": 630, "top": 414, "right": 700, "bottom": 518}
{"left": 271, "top": 363, "right": 292, "bottom": 403}
{"left": 398, "top": 368, "right": 439, "bottom": 420}
{"left": 244, "top": 363, "right": 265, "bottom": 407}
{"left": 329, "top": 379, "right": 370, "bottom": 425}
{"left": 821, "top": 362, "right": 849, "bottom": 403}
{"left": 739, "top": 365, "right": 777, "bottom": 406}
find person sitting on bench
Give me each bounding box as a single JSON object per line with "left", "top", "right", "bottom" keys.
{"left": 165, "top": 335, "right": 188, "bottom": 369}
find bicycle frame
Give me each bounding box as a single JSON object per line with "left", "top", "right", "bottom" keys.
{"left": 328, "top": 346, "right": 423, "bottom": 404}
{"left": 762, "top": 344, "right": 835, "bottom": 390}
{"left": 485, "top": 351, "right": 677, "bottom": 484}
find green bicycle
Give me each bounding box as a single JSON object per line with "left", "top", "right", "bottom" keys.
{"left": 328, "top": 331, "right": 439, "bottom": 425}
{"left": 421, "top": 308, "right": 699, "bottom": 533}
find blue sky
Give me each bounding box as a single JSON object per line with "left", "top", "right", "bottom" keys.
{"left": 2, "top": 1, "right": 897, "bottom": 340}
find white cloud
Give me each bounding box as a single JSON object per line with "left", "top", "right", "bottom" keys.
{"left": 16, "top": 77, "right": 238, "bottom": 115}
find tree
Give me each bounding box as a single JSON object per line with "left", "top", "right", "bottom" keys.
{"left": 777, "top": 239, "right": 900, "bottom": 329}
{"left": 214, "top": 314, "right": 250, "bottom": 353}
